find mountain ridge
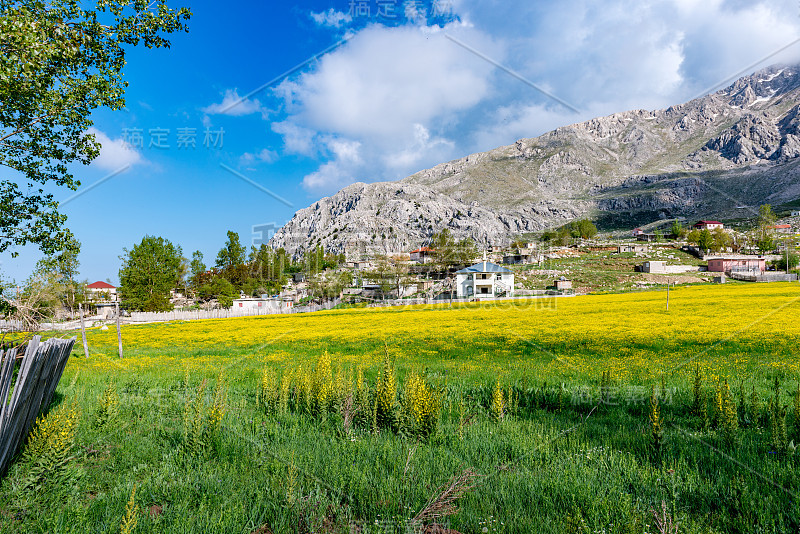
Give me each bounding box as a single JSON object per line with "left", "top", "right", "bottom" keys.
{"left": 271, "top": 64, "right": 800, "bottom": 256}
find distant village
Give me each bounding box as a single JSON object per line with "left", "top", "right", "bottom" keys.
{"left": 72, "top": 209, "right": 800, "bottom": 321}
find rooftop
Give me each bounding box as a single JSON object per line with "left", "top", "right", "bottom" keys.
{"left": 87, "top": 281, "right": 116, "bottom": 289}
{"left": 456, "top": 261, "right": 512, "bottom": 274}
{"left": 706, "top": 255, "right": 765, "bottom": 261}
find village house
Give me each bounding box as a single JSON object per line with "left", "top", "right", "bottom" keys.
{"left": 86, "top": 281, "right": 117, "bottom": 302}
{"left": 694, "top": 220, "right": 724, "bottom": 231}
{"left": 409, "top": 247, "right": 435, "bottom": 264}
{"left": 455, "top": 260, "right": 514, "bottom": 298}
{"left": 345, "top": 260, "right": 371, "bottom": 271}
{"left": 554, "top": 277, "right": 572, "bottom": 291}
{"left": 617, "top": 244, "right": 649, "bottom": 254}
{"left": 503, "top": 250, "right": 539, "bottom": 264}
{"left": 641, "top": 261, "right": 667, "bottom": 274}
{"left": 769, "top": 224, "right": 792, "bottom": 234}
{"left": 706, "top": 255, "right": 766, "bottom": 274}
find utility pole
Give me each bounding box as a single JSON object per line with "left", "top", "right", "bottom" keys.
{"left": 79, "top": 303, "right": 89, "bottom": 358}
{"left": 786, "top": 236, "right": 790, "bottom": 275}
{"left": 666, "top": 279, "right": 670, "bottom": 312}
{"left": 115, "top": 301, "right": 123, "bottom": 358}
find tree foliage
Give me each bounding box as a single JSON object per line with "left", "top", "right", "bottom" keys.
{"left": 118, "top": 235, "right": 182, "bottom": 311}
{"left": 429, "top": 229, "right": 477, "bottom": 271}
{"left": 752, "top": 204, "right": 777, "bottom": 254}
{"left": 189, "top": 250, "right": 206, "bottom": 288}
{"left": 776, "top": 252, "right": 799, "bottom": 272}
{"left": 215, "top": 231, "right": 246, "bottom": 270}
{"left": 670, "top": 221, "right": 686, "bottom": 238}
{"left": 0, "top": 0, "right": 190, "bottom": 256}
{"left": 197, "top": 276, "right": 237, "bottom": 308}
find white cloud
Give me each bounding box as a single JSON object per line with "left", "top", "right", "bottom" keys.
{"left": 270, "top": 0, "right": 800, "bottom": 194}
{"left": 383, "top": 124, "right": 453, "bottom": 171}
{"left": 239, "top": 148, "right": 278, "bottom": 166}
{"left": 277, "top": 23, "right": 498, "bottom": 139}
{"left": 302, "top": 138, "right": 363, "bottom": 191}
{"left": 274, "top": 22, "right": 501, "bottom": 192}
{"left": 202, "top": 89, "right": 266, "bottom": 117}
{"left": 271, "top": 121, "right": 317, "bottom": 156}
{"left": 86, "top": 127, "right": 143, "bottom": 171}
{"left": 310, "top": 9, "right": 352, "bottom": 28}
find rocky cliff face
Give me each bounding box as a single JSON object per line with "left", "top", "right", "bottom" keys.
{"left": 271, "top": 64, "right": 800, "bottom": 256}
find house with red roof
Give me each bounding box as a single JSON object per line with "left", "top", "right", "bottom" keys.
{"left": 693, "top": 220, "right": 724, "bottom": 230}
{"left": 86, "top": 281, "right": 117, "bottom": 302}
{"left": 769, "top": 224, "right": 792, "bottom": 234}
{"left": 410, "top": 247, "right": 435, "bottom": 264}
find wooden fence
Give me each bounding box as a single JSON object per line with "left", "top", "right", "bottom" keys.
{"left": 0, "top": 336, "right": 76, "bottom": 476}
{"left": 128, "top": 299, "right": 341, "bottom": 323}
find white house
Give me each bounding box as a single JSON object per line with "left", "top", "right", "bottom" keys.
{"left": 86, "top": 281, "right": 117, "bottom": 302}
{"left": 693, "top": 220, "right": 724, "bottom": 231}
{"left": 455, "top": 261, "right": 514, "bottom": 298}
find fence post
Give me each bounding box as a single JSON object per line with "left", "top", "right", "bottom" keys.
{"left": 116, "top": 302, "right": 123, "bottom": 358}
{"left": 79, "top": 303, "right": 89, "bottom": 358}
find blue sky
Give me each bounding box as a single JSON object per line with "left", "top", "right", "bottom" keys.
{"left": 4, "top": 0, "right": 800, "bottom": 284}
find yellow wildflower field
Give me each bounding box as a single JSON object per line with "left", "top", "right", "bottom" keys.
{"left": 73, "top": 283, "right": 800, "bottom": 385}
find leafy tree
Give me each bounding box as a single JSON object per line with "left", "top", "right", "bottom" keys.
{"left": 711, "top": 227, "right": 732, "bottom": 253}
{"left": 453, "top": 238, "right": 478, "bottom": 266}
{"left": 35, "top": 235, "right": 81, "bottom": 312}
{"left": 118, "top": 236, "right": 182, "bottom": 311}
{"left": 197, "top": 277, "right": 238, "bottom": 308}
{"left": 670, "top": 221, "right": 685, "bottom": 238}
{"left": 0, "top": 1, "right": 190, "bottom": 256}
{"left": 539, "top": 229, "right": 557, "bottom": 243}
{"left": 776, "top": 252, "right": 799, "bottom": 272}
{"left": 215, "top": 231, "right": 247, "bottom": 287}
{"left": 429, "top": 229, "right": 478, "bottom": 271}
{"left": 697, "top": 229, "right": 713, "bottom": 252}
{"left": 189, "top": 251, "right": 206, "bottom": 287}
{"left": 303, "top": 244, "right": 326, "bottom": 275}
{"left": 215, "top": 231, "right": 246, "bottom": 270}
{"left": 309, "top": 270, "right": 352, "bottom": 300}
{"left": 752, "top": 204, "right": 777, "bottom": 254}
{"left": 248, "top": 244, "right": 287, "bottom": 290}
{"left": 753, "top": 230, "right": 775, "bottom": 254}
{"left": 568, "top": 219, "right": 598, "bottom": 240}
{"left": 510, "top": 238, "right": 529, "bottom": 251}
{"left": 758, "top": 204, "right": 777, "bottom": 227}
{"left": 3, "top": 270, "right": 63, "bottom": 328}
{"left": 365, "top": 255, "right": 406, "bottom": 300}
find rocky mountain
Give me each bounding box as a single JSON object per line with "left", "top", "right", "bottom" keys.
{"left": 271, "top": 64, "right": 800, "bottom": 256}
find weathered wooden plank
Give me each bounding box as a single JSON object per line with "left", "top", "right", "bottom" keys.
{"left": 0, "top": 337, "right": 78, "bottom": 477}
{"left": 0, "top": 348, "right": 17, "bottom": 428}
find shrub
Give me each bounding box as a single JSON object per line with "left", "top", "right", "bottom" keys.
{"left": 401, "top": 372, "right": 440, "bottom": 439}
{"left": 18, "top": 403, "right": 81, "bottom": 492}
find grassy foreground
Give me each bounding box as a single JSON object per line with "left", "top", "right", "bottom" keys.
{"left": 1, "top": 283, "right": 800, "bottom": 533}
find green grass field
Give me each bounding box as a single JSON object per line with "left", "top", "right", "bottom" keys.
{"left": 1, "top": 284, "right": 799, "bottom": 533}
